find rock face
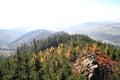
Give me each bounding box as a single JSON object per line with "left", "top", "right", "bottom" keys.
{"left": 70, "top": 52, "right": 116, "bottom": 80}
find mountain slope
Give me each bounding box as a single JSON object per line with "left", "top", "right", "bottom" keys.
{"left": 10, "top": 29, "right": 55, "bottom": 48}
{"left": 7, "top": 33, "right": 120, "bottom": 80}
{"left": 86, "top": 22, "right": 120, "bottom": 46}
{"left": 0, "top": 27, "right": 28, "bottom": 48}
{"left": 67, "top": 22, "right": 120, "bottom": 47}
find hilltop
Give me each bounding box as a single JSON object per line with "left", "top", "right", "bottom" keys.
{"left": 0, "top": 33, "right": 119, "bottom": 80}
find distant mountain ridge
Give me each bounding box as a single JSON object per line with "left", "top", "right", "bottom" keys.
{"left": 86, "top": 22, "right": 120, "bottom": 46}
{"left": 66, "top": 21, "right": 120, "bottom": 47}
{"left": 9, "top": 29, "right": 55, "bottom": 48}
{"left": 0, "top": 27, "right": 28, "bottom": 48}
{"left": 0, "top": 29, "right": 55, "bottom": 58}
{"left": 0, "top": 21, "right": 120, "bottom": 58}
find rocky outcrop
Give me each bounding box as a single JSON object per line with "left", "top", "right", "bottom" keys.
{"left": 70, "top": 52, "right": 116, "bottom": 80}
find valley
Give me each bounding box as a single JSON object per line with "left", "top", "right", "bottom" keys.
{"left": 0, "top": 21, "right": 120, "bottom": 57}
{"left": 66, "top": 22, "right": 120, "bottom": 47}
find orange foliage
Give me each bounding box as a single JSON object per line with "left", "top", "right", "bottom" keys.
{"left": 92, "top": 43, "right": 99, "bottom": 52}
{"left": 40, "top": 57, "right": 44, "bottom": 62}
{"left": 58, "top": 43, "right": 64, "bottom": 49}
{"left": 65, "top": 50, "right": 70, "bottom": 58}
{"left": 57, "top": 49, "right": 61, "bottom": 55}
{"left": 46, "top": 52, "right": 49, "bottom": 56}
{"left": 50, "top": 46, "right": 54, "bottom": 52}
{"left": 96, "top": 53, "right": 116, "bottom": 68}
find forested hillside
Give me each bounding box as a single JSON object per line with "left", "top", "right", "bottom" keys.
{"left": 0, "top": 32, "right": 120, "bottom": 80}
{"left": 0, "top": 29, "right": 55, "bottom": 58}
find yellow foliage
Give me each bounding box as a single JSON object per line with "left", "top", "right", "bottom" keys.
{"left": 45, "top": 49, "right": 50, "bottom": 56}
{"left": 60, "top": 43, "right": 64, "bottom": 48}
{"left": 83, "top": 49, "right": 88, "bottom": 55}
{"left": 85, "top": 44, "right": 89, "bottom": 51}
{"left": 65, "top": 50, "right": 70, "bottom": 58}
{"left": 46, "top": 51, "right": 50, "bottom": 56}
{"left": 57, "top": 49, "right": 61, "bottom": 55}
{"left": 40, "top": 57, "right": 44, "bottom": 62}
{"left": 76, "top": 46, "right": 80, "bottom": 54}
{"left": 58, "top": 43, "right": 64, "bottom": 49}
{"left": 92, "top": 43, "right": 99, "bottom": 52}
{"left": 50, "top": 46, "right": 54, "bottom": 52}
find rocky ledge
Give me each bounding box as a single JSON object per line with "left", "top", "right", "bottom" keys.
{"left": 70, "top": 52, "right": 116, "bottom": 80}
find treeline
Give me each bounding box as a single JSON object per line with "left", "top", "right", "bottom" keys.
{"left": 0, "top": 32, "right": 120, "bottom": 80}
{"left": 19, "top": 32, "right": 94, "bottom": 53}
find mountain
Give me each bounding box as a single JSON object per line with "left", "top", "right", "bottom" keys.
{"left": 10, "top": 29, "right": 55, "bottom": 48}
{"left": 66, "top": 22, "right": 120, "bottom": 47}
{"left": 1, "top": 33, "right": 119, "bottom": 80}
{"left": 0, "top": 29, "right": 55, "bottom": 58}
{"left": 86, "top": 22, "right": 120, "bottom": 46}
{"left": 0, "top": 27, "right": 28, "bottom": 48}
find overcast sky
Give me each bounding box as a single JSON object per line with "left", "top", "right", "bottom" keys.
{"left": 0, "top": 0, "right": 120, "bottom": 30}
